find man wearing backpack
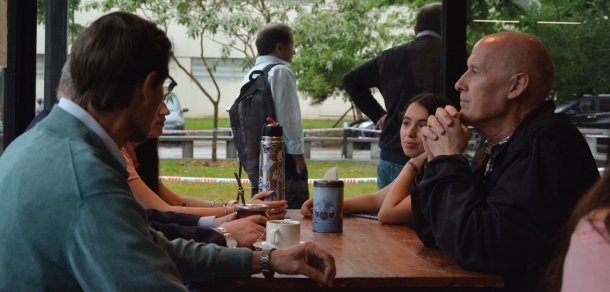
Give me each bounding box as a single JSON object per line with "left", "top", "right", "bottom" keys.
{"left": 242, "top": 23, "right": 308, "bottom": 209}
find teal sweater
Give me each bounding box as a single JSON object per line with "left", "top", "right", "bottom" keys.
{"left": 0, "top": 107, "right": 252, "bottom": 291}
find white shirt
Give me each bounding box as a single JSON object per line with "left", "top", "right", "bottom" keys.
{"left": 242, "top": 55, "right": 304, "bottom": 155}
{"left": 58, "top": 98, "right": 126, "bottom": 167}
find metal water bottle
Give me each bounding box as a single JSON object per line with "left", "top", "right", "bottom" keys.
{"left": 259, "top": 117, "right": 285, "bottom": 202}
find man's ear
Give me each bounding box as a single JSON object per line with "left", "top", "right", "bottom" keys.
{"left": 507, "top": 73, "right": 529, "bottom": 100}
{"left": 141, "top": 71, "right": 160, "bottom": 105}
{"left": 275, "top": 42, "right": 284, "bottom": 55}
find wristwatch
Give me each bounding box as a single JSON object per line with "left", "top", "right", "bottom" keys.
{"left": 214, "top": 227, "right": 237, "bottom": 248}
{"left": 261, "top": 246, "right": 275, "bottom": 278}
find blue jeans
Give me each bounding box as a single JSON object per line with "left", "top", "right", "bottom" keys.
{"left": 377, "top": 159, "right": 405, "bottom": 190}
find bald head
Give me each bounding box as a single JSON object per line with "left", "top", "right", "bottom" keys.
{"left": 476, "top": 32, "right": 554, "bottom": 103}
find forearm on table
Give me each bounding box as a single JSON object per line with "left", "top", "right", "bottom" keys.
{"left": 343, "top": 191, "right": 385, "bottom": 214}
{"left": 378, "top": 163, "right": 417, "bottom": 224}
{"left": 180, "top": 197, "right": 215, "bottom": 208}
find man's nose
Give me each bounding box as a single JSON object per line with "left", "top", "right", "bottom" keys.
{"left": 455, "top": 73, "right": 467, "bottom": 92}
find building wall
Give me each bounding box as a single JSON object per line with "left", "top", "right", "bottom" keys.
{"left": 35, "top": 9, "right": 386, "bottom": 121}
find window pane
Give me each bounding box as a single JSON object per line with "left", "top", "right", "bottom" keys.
{"left": 191, "top": 58, "right": 245, "bottom": 83}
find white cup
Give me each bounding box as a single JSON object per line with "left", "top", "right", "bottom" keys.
{"left": 266, "top": 220, "right": 300, "bottom": 249}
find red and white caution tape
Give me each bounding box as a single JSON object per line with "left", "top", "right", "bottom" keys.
{"left": 160, "top": 176, "right": 377, "bottom": 184}
{"left": 162, "top": 127, "right": 382, "bottom": 135}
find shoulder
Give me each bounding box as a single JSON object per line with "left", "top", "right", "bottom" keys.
{"left": 513, "top": 111, "right": 584, "bottom": 147}
{"left": 269, "top": 64, "right": 296, "bottom": 79}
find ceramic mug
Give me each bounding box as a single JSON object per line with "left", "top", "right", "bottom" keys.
{"left": 266, "top": 220, "right": 300, "bottom": 249}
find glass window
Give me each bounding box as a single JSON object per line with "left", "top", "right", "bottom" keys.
{"left": 598, "top": 98, "right": 610, "bottom": 113}
{"left": 36, "top": 54, "right": 44, "bottom": 79}
{"left": 164, "top": 94, "right": 180, "bottom": 111}
{"left": 191, "top": 58, "right": 245, "bottom": 83}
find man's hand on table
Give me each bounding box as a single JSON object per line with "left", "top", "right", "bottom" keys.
{"left": 253, "top": 242, "right": 336, "bottom": 287}
{"left": 218, "top": 213, "right": 267, "bottom": 249}
{"left": 249, "top": 191, "right": 288, "bottom": 220}
{"left": 300, "top": 199, "right": 314, "bottom": 217}
{"left": 421, "top": 105, "right": 471, "bottom": 160}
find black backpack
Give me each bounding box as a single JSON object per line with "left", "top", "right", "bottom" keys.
{"left": 229, "top": 63, "right": 279, "bottom": 195}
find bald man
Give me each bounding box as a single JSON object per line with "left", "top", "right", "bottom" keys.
{"left": 411, "top": 32, "right": 599, "bottom": 291}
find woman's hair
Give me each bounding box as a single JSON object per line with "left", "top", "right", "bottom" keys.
{"left": 399, "top": 93, "right": 452, "bottom": 119}
{"left": 545, "top": 169, "right": 610, "bottom": 291}
{"left": 134, "top": 138, "right": 160, "bottom": 194}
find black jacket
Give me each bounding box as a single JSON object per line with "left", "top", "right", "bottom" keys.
{"left": 145, "top": 209, "right": 226, "bottom": 246}
{"left": 411, "top": 101, "right": 600, "bottom": 291}
{"left": 342, "top": 35, "right": 442, "bottom": 164}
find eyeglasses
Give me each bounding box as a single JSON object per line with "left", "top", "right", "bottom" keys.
{"left": 163, "top": 76, "right": 177, "bottom": 97}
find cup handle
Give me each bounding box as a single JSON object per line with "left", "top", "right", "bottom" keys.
{"left": 271, "top": 229, "right": 279, "bottom": 245}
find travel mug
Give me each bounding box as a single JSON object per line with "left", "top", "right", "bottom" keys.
{"left": 312, "top": 180, "right": 344, "bottom": 233}
{"left": 259, "top": 119, "right": 285, "bottom": 201}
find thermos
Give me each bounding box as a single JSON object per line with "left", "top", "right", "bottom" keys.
{"left": 312, "top": 180, "right": 344, "bottom": 233}
{"left": 259, "top": 117, "right": 285, "bottom": 201}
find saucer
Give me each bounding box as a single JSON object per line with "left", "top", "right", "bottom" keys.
{"left": 253, "top": 240, "right": 306, "bottom": 250}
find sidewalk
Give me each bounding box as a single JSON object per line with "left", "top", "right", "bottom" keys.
{"left": 159, "top": 140, "right": 379, "bottom": 163}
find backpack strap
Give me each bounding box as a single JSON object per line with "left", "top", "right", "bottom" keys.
{"left": 248, "top": 63, "right": 281, "bottom": 82}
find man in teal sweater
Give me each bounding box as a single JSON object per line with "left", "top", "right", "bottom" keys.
{"left": 0, "top": 12, "right": 335, "bottom": 291}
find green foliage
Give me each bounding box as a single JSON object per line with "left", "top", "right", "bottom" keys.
{"left": 466, "top": 0, "right": 610, "bottom": 101}
{"left": 522, "top": 0, "right": 610, "bottom": 102}
{"left": 292, "top": 0, "right": 414, "bottom": 106}
{"left": 36, "top": 0, "right": 85, "bottom": 44}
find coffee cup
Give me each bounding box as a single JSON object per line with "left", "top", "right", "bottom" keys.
{"left": 235, "top": 204, "right": 269, "bottom": 218}
{"left": 266, "top": 220, "right": 300, "bottom": 249}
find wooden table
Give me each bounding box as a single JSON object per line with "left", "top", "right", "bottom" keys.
{"left": 197, "top": 210, "right": 504, "bottom": 291}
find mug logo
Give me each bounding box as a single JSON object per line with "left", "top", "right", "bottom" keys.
{"left": 259, "top": 180, "right": 270, "bottom": 190}
{"left": 261, "top": 159, "right": 275, "bottom": 172}
{"left": 262, "top": 144, "right": 277, "bottom": 154}
{"left": 272, "top": 168, "right": 284, "bottom": 182}
{"left": 313, "top": 199, "right": 338, "bottom": 224}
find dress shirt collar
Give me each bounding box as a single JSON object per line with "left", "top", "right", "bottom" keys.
{"left": 58, "top": 98, "right": 126, "bottom": 167}
{"left": 416, "top": 30, "right": 441, "bottom": 39}
{"left": 254, "top": 55, "right": 291, "bottom": 67}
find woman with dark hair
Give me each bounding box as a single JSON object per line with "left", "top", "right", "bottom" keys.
{"left": 546, "top": 170, "right": 610, "bottom": 291}
{"left": 301, "top": 93, "right": 452, "bottom": 224}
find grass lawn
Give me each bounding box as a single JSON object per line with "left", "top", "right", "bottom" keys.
{"left": 186, "top": 118, "right": 352, "bottom": 131}
{"left": 160, "top": 159, "right": 379, "bottom": 203}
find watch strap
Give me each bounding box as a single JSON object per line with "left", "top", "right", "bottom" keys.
{"left": 212, "top": 227, "right": 237, "bottom": 248}
{"left": 261, "top": 246, "right": 275, "bottom": 278}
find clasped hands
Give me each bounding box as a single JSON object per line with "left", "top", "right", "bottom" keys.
{"left": 421, "top": 105, "right": 472, "bottom": 161}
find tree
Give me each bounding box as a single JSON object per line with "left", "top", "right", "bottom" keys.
{"left": 521, "top": 0, "right": 610, "bottom": 102}
{"left": 466, "top": 0, "right": 610, "bottom": 102}
{"left": 291, "top": 0, "right": 414, "bottom": 120}
{"left": 85, "top": 0, "right": 302, "bottom": 161}
{"left": 37, "top": 0, "right": 85, "bottom": 42}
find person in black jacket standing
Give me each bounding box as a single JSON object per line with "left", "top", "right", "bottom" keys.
{"left": 342, "top": 2, "right": 443, "bottom": 189}
{"left": 415, "top": 32, "right": 600, "bottom": 291}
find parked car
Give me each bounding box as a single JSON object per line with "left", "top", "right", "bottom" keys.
{"left": 163, "top": 93, "right": 189, "bottom": 134}
{"left": 347, "top": 119, "right": 380, "bottom": 149}
{"left": 348, "top": 119, "right": 380, "bottom": 138}
{"left": 555, "top": 94, "right": 610, "bottom": 129}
